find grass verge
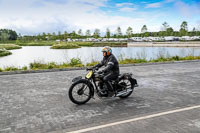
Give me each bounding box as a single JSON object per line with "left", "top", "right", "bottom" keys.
{"left": 0, "top": 44, "right": 22, "bottom": 50}
{"left": 1, "top": 56, "right": 200, "bottom": 72}
{"left": 0, "top": 49, "right": 12, "bottom": 57}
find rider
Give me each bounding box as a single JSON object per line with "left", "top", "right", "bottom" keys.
{"left": 94, "top": 46, "right": 120, "bottom": 96}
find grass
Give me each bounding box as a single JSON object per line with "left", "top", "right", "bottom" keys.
{"left": 73, "top": 42, "right": 94, "bottom": 47}
{"left": 93, "top": 42, "right": 127, "bottom": 47}
{"left": 1, "top": 55, "right": 200, "bottom": 72}
{"left": 16, "top": 40, "right": 127, "bottom": 47}
{"left": 0, "top": 44, "right": 22, "bottom": 50}
{"left": 51, "top": 42, "right": 81, "bottom": 49}
{"left": 29, "top": 58, "right": 84, "bottom": 70}
{"left": 86, "top": 62, "right": 99, "bottom": 66}
{"left": 0, "top": 40, "right": 16, "bottom": 44}
{"left": 0, "top": 49, "right": 12, "bottom": 57}
{"left": 16, "top": 41, "right": 54, "bottom": 46}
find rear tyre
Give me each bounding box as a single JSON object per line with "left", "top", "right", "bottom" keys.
{"left": 118, "top": 78, "right": 134, "bottom": 99}
{"left": 69, "top": 80, "right": 92, "bottom": 105}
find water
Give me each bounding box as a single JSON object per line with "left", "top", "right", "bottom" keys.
{"left": 0, "top": 46, "right": 200, "bottom": 68}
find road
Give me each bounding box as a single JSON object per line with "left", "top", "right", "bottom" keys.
{"left": 0, "top": 61, "right": 200, "bottom": 133}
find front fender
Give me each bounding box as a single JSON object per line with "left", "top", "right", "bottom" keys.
{"left": 72, "top": 79, "right": 95, "bottom": 97}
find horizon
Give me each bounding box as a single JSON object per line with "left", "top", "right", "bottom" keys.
{"left": 0, "top": 0, "right": 200, "bottom": 35}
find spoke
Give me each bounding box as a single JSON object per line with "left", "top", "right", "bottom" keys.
{"left": 82, "top": 93, "right": 89, "bottom": 97}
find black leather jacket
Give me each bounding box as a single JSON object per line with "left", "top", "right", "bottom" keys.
{"left": 95, "top": 54, "right": 120, "bottom": 74}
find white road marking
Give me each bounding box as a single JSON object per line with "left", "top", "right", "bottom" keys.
{"left": 67, "top": 105, "right": 200, "bottom": 133}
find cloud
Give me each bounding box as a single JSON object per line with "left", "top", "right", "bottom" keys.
{"left": 116, "top": 2, "right": 134, "bottom": 7}
{"left": 119, "top": 7, "right": 137, "bottom": 12}
{"left": 174, "top": 1, "right": 200, "bottom": 17}
{"left": 0, "top": 0, "right": 145, "bottom": 35}
{"left": 145, "top": 2, "right": 162, "bottom": 8}
{"left": 145, "top": 0, "right": 175, "bottom": 8}
{"left": 116, "top": 2, "right": 137, "bottom": 12}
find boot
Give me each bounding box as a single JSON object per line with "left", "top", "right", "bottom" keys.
{"left": 105, "top": 81, "right": 114, "bottom": 97}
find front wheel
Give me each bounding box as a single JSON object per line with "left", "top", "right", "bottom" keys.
{"left": 69, "top": 80, "right": 93, "bottom": 105}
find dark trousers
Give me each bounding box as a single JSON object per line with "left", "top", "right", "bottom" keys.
{"left": 103, "top": 73, "right": 119, "bottom": 92}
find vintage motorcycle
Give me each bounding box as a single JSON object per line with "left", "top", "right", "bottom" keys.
{"left": 68, "top": 67, "right": 138, "bottom": 105}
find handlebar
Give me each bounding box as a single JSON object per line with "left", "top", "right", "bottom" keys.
{"left": 86, "top": 67, "right": 99, "bottom": 71}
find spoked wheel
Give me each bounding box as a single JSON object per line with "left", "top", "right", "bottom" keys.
{"left": 69, "top": 80, "right": 92, "bottom": 105}
{"left": 118, "top": 78, "right": 134, "bottom": 98}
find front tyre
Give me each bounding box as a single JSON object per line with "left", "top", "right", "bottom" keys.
{"left": 69, "top": 80, "right": 92, "bottom": 105}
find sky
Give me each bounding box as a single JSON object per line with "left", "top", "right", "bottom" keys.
{"left": 0, "top": 0, "right": 200, "bottom": 35}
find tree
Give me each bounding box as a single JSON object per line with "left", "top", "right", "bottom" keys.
{"left": 116, "top": 27, "right": 122, "bottom": 38}
{"left": 85, "top": 29, "right": 91, "bottom": 37}
{"left": 106, "top": 28, "right": 111, "bottom": 38}
{"left": 42, "top": 32, "right": 46, "bottom": 40}
{"left": 78, "top": 29, "right": 82, "bottom": 36}
{"left": 166, "top": 27, "right": 174, "bottom": 36}
{"left": 141, "top": 25, "right": 147, "bottom": 33}
{"left": 180, "top": 21, "right": 188, "bottom": 36}
{"left": 0, "top": 29, "right": 17, "bottom": 41}
{"left": 8, "top": 30, "right": 17, "bottom": 40}
{"left": 180, "top": 21, "right": 188, "bottom": 31}
{"left": 64, "top": 31, "right": 68, "bottom": 40}
{"left": 161, "top": 22, "right": 169, "bottom": 31}
{"left": 36, "top": 33, "right": 41, "bottom": 40}
{"left": 47, "top": 33, "right": 51, "bottom": 40}
{"left": 193, "top": 27, "right": 196, "bottom": 32}
{"left": 1, "top": 32, "right": 9, "bottom": 42}
{"left": 52, "top": 32, "right": 57, "bottom": 40}
{"left": 126, "top": 27, "right": 133, "bottom": 38}
{"left": 70, "top": 31, "right": 77, "bottom": 39}
{"left": 93, "top": 29, "right": 100, "bottom": 38}
{"left": 58, "top": 31, "right": 62, "bottom": 40}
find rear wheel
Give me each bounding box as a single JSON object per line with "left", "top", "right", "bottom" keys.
{"left": 69, "top": 80, "right": 92, "bottom": 105}
{"left": 118, "top": 78, "right": 134, "bottom": 98}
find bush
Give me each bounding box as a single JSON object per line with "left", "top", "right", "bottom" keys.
{"left": 0, "top": 68, "right": 3, "bottom": 72}
{"left": 51, "top": 43, "right": 80, "bottom": 49}
{"left": 0, "top": 49, "right": 12, "bottom": 57}
{"left": 4, "top": 67, "right": 19, "bottom": 71}
{"left": 172, "top": 56, "right": 180, "bottom": 61}
{"left": 30, "top": 61, "right": 48, "bottom": 69}
{"left": 86, "top": 62, "right": 99, "bottom": 66}
{"left": 70, "top": 58, "right": 82, "bottom": 66}
{"left": 22, "top": 66, "right": 28, "bottom": 71}
{"left": 47, "top": 62, "right": 57, "bottom": 69}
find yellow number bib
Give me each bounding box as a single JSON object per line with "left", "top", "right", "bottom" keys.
{"left": 86, "top": 71, "right": 93, "bottom": 79}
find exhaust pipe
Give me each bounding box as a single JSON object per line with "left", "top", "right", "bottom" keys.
{"left": 116, "top": 89, "right": 132, "bottom": 97}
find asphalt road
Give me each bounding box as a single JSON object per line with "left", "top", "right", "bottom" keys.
{"left": 0, "top": 61, "right": 200, "bottom": 133}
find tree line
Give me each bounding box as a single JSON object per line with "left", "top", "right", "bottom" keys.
{"left": 0, "top": 29, "right": 18, "bottom": 42}
{"left": 1, "top": 21, "right": 200, "bottom": 42}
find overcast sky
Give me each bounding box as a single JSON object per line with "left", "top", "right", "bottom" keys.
{"left": 0, "top": 0, "right": 200, "bottom": 35}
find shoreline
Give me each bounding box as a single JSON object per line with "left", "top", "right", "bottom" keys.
{"left": 128, "top": 41, "right": 200, "bottom": 47}
{"left": 0, "top": 60, "right": 200, "bottom": 75}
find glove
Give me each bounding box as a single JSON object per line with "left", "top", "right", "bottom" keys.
{"left": 94, "top": 67, "right": 99, "bottom": 70}
{"left": 98, "top": 70, "right": 104, "bottom": 74}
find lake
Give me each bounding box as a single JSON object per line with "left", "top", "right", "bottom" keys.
{"left": 0, "top": 46, "right": 200, "bottom": 68}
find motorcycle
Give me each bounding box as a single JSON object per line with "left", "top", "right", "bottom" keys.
{"left": 68, "top": 67, "right": 138, "bottom": 105}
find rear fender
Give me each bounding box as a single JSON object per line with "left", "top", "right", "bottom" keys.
{"left": 119, "top": 73, "right": 132, "bottom": 80}
{"left": 119, "top": 73, "right": 138, "bottom": 87}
